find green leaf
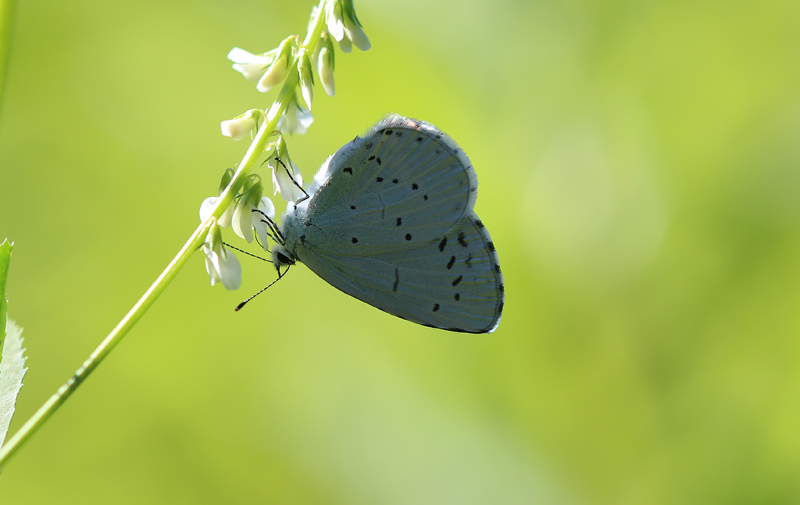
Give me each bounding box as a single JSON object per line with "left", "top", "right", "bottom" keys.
{"left": 0, "top": 319, "right": 26, "bottom": 447}
{"left": 0, "top": 239, "right": 12, "bottom": 358}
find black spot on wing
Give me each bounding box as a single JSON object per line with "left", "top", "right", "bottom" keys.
{"left": 352, "top": 237, "right": 358, "bottom": 243}
{"left": 454, "top": 293, "right": 460, "bottom": 301}
{"left": 423, "top": 195, "right": 428, "bottom": 201}
{"left": 416, "top": 136, "right": 423, "bottom": 142}
{"left": 396, "top": 217, "right": 402, "bottom": 226}
{"left": 350, "top": 205, "right": 356, "bottom": 209}
{"left": 475, "top": 220, "right": 484, "bottom": 229}
{"left": 438, "top": 237, "right": 448, "bottom": 252}
{"left": 458, "top": 232, "right": 468, "bottom": 247}
{"left": 343, "top": 167, "right": 353, "bottom": 174}
{"left": 432, "top": 303, "right": 440, "bottom": 312}
{"left": 412, "top": 183, "right": 419, "bottom": 190}
{"left": 392, "top": 179, "right": 398, "bottom": 184}
{"left": 452, "top": 275, "right": 463, "bottom": 286}
{"left": 365, "top": 141, "right": 373, "bottom": 149}
{"left": 446, "top": 255, "right": 456, "bottom": 269}
{"left": 385, "top": 129, "right": 393, "bottom": 135}
{"left": 393, "top": 268, "right": 399, "bottom": 292}
{"left": 376, "top": 177, "right": 383, "bottom": 182}
{"left": 368, "top": 155, "right": 375, "bottom": 161}
{"left": 405, "top": 233, "right": 412, "bottom": 241}
{"left": 488, "top": 241, "right": 496, "bottom": 252}
{"left": 376, "top": 157, "right": 382, "bottom": 165}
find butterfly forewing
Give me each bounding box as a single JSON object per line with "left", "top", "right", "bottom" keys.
{"left": 305, "top": 116, "right": 477, "bottom": 249}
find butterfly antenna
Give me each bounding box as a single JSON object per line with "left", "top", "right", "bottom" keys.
{"left": 235, "top": 266, "right": 289, "bottom": 311}
{"left": 223, "top": 242, "right": 270, "bottom": 261}
{"left": 252, "top": 208, "right": 285, "bottom": 244}
{"left": 274, "top": 156, "right": 310, "bottom": 203}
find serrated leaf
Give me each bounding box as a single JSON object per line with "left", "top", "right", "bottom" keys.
{"left": 0, "top": 319, "right": 27, "bottom": 447}
{"left": 0, "top": 239, "right": 12, "bottom": 357}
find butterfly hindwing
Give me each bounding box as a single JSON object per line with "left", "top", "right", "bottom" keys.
{"left": 295, "top": 215, "right": 503, "bottom": 333}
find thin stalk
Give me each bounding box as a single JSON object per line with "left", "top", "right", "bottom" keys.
{"left": 0, "top": 0, "right": 329, "bottom": 470}
{"left": 0, "top": 0, "right": 18, "bottom": 116}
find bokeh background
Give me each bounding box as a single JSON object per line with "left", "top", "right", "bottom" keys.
{"left": 1, "top": 0, "right": 800, "bottom": 503}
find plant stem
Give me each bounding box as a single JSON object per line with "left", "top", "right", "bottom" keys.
{"left": 0, "top": 0, "right": 329, "bottom": 470}
{"left": 0, "top": 0, "right": 18, "bottom": 116}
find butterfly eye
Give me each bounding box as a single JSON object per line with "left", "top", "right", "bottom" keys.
{"left": 276, "top": 251, "right": 293, "bottom": 265}
{"left": 270, "top": 245, "right": 296, "bottom": 267}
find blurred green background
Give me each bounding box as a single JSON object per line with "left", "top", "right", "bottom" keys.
{"left": 1, "top": 0, "right": 800, "bottom": 503}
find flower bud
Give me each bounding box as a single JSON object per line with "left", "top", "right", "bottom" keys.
{"left": 220, "top": 116, "right": 256, "bottom": 140}
{"left": 342, "top": 1, "right": 370, "bottom": 51}
{"left": 220, "top": 109, "right": 262, "bottom": 140}
{"left": 317, "top": 34, "right": 335, "bottom": 96}
{"left": 256, "top": 38, "right": 295, "bottom": 93}
{"left": 297, "top": 51, "right": 315, "bottom": 109}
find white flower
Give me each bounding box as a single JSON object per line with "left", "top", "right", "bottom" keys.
{"left": 277, "top": 94, "right": 314, "bottom": 135}
{"left": 228, "top": 47, "right": 275, "bottom": 82}
{"left": 199, "top": 196, "right": 235, "bottom": 228}
{"left": 338, "top": 36, "right": 352, "bottom": 53}
{"left": 252, "top": 197, "right": 276, "bottom": 249}
{"left": 228, "top": 38, "right": 295, "bottom": 93}
{"left": 342, "top": 9, "right": 370, "bottom": 51}
{"left": 271, "top": 159, "right": 305, "bottom": 202}
{"left": 202, "top": 224, "right": 241, "bottom": 290}
{"left": 221, "top": 116, "right": 257, "bottom": 140}
{"left": 318, "top": 46, "right": 335, "bottom": 96}
{"left": 325, "top": 1, "right": 345, "bottom": 42}
{"left": 232, "top": 190, "right": 276, "bottom": 246}
{"left": 325, "top": 0, "right": 370, "bottom": 52}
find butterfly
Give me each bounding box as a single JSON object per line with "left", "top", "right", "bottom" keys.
{"left": 267, "top": 115, "right": 504, "bottom": 333}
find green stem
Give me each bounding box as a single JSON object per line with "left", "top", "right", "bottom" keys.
{"left": 0, "top": 0, "right": 18, "bottom": 116}
{"left": 0, "top": 0, "right": 329, "bottom": 470}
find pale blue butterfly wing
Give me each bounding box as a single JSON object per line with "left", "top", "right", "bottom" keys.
{"left": 281, "top": 115, "right": 504, "bottom": 333}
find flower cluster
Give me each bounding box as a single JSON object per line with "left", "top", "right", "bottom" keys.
{"left": 199, "top": 171, "right": 276, "bottom": 290}
{"left": 224, "top": 0, "right": 370, "bottom": 135}
{"left": 203, "top": 0, "right": 369, "bottom": 290}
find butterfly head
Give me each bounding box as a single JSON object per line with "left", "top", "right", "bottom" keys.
{"left": 270, "top": 244, "right": 296, "bottom": 271}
